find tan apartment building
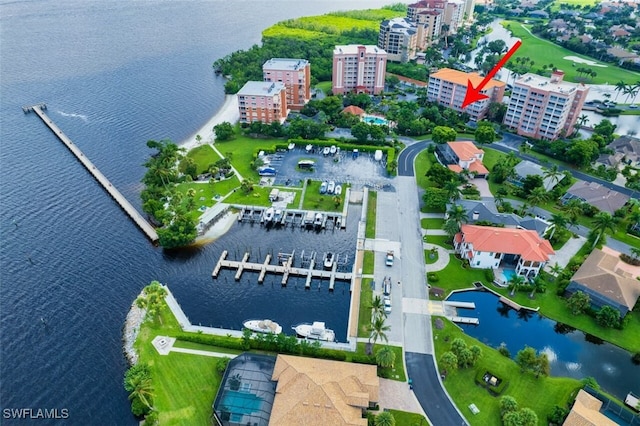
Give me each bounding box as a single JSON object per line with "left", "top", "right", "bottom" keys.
{"left": 503, "top": 71, "right": 589, "bottom": 140}
{"left": 415, "top": 9, "right": 442, "bottom": 47}
{"left": 332, "top": 45, "right": 387, "bottom": 95}
{"left": 427, "top": 68, "right": 505, "bottom": 121}
{"left": 378, "top": 17, "right": 418, "bottom": 63}
{"left": 262, "top": 58, "right": 311, "bottom": 111}
{"left": 408, "top": 0, "right": 465, "bottom": 34}
{"left": 237, "top": 81, "right": 287, "bottom": 124}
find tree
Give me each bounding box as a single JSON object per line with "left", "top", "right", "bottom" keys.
{"left": 562, "top": 198, "right": 583, "bottom": 227}
{"left": 567, "top": 291, "right": 590, "bottom": 315}
{"left": 135, "top": 281, "right": 168, "bottom": 323}
{"left": 444, "top": 218, "right": 462, "bottom": 238}
{"left": 470, "top": 345, "right": 482, "bottom": 365}
{"left": 518, "top": 408, "right": 539, "bottom": 426}
{"left": 124, "top": 364, "right": 154, "bottom": 416}
{"left": 593, "top": 119, "right": 617, "bottom": 144}
{"left": 591, "top": 212, "right": 617, "bottom": 249}
{"left": 370, "top": 295, "right": 386, "bottom": 320}
{"left": 423, "top": 187, "right": 449, "bottom": 211}
{"left": 543, "top": 165, "right": 563, "bottom": 189}
{"left": 596, "top": 305, "right": 620, "bottom": 328}
{"left": 527, "top": 186, "right": 549, "bottom": 210}
{"left": 499, "top": 395, "right": 519, "bottom": 416}
{"left": 375, "top": 346, "right": 396, "bottom": 368}
{"left": 213, "top": 121, "right": 234, "bottom": 141}
{"left": 548, "top": 213, "right": 568, "bottom": 240}
{"left": 351, "top": 122, "right": 371, "bottom": 143}
{"left": 368, "top": 315, "right": 390, "bottom": 345}
{"left": 521, "top": 174, "right": 544, "bottom": 196}
{"left": 566, "top": 139, "right": 600, "bottom": 167}
{"left": 549, "top": 263, "right": 564, "bottom": 279}
{"left": 374, "top": 411, "right": 395, "bottom": 426}
{"left": 426, "top": 163, "right": 459, "bottom": 187}
{"left": 533, "top": 353, "right": 550, "bottom": 378}
{"left": 515, "top": 346, "right": 538, "bottom": 373}
{"left": 446, "top": 204, "right": 468, "bottom": 226}
{"left": 431, "top": 126, "right": 457, "bottom": 144}
{"left": 440, "top": 351, "right": 458, "bottom": 373}
{"left": 444, "top": 180, "right": 462, "bottom": 203}
{"left": 475, "top": 123, "right": 497, "bottom": 144}
{"left": 508, "top": 274, "right": 526, "bottom": 296}
{"left": 614, "top": 80, "right": 626, "bottom": 101}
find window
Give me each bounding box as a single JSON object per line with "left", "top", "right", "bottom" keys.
{"left": 476, "top": 261, "right": 481, "bottom": 266}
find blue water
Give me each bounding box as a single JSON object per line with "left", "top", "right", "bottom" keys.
{"left": 363, "top": 115, "right": 388, "bottom": 125}
{"left": 447, "top": 290, "right": 640, "bottom": 400}
{"left": 501, "top": 268, "right": 516, "bottom": 282}
{"left": 0, "top": 1, "right": 398, "bottom": 423}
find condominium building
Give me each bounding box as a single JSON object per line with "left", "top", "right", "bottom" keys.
{"left": 427, "top": 68, "right": 505, "bottom": 121}
{"left": 414, "top": 10, "right": 442, "bottom": 48}
{"left": 503, "top": 71, "right": 589, "bottom": 140}
{"left": 262, "top": 58, "right": 311, "bottom": 111}
{"left": 378, "top": 17, "right": 418, "bottom": 63}
{"left": 408, "top": 0, "right": 465, "bottom": 34}
{"left": 237, "top": 81, "right": 287, "bottom": 124}
{"left": 332, "top": 45, "right": 387, "bottom": 95}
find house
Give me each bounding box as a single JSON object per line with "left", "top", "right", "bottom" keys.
{"left": 341, "top": 105, "right": 366, "bottom": 118}
{"left": 510, "top": 160, "right": 565, "bottom": 191}
{"left": 435, "top": 141, "right": 490, "bottom": 178}
{"left": 597, "top": 135, "right": 640, "bottom": 168}
{"left": 560, "top": 180, "right": 630, "bottom": 214}
{"left": 451, "top": 200, "right": 550, "bottom": 236}
{"left": 269, "top": 354, "right": 379, "bottom": 426}
{"left": 566, "top": 248, "right": 640, "bottom": 317}
{"left": 562, "top": 389, "right": 618, "bottom": 426}
{"left": 454, "top": 224, "right": 554, "bottom": 278}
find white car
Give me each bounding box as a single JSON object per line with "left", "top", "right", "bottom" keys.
{"left": 383, "top": 295, "right": 392, "bottom": 314}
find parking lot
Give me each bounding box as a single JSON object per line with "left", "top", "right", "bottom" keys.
{"left": 262, "top": 146, "right": 395, "bottom": 191}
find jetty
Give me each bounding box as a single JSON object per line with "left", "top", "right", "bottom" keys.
{"left": 24, "top": 103, "right": 158, "bottom": 243}
{"left": 212, "top": 250, "right": 351, "bottom": 289}
{"left": 443, "top": 300, "right": 479, "bottom": 325}
{"left": 499, "top": 296, "right": 522, "bottom": 311}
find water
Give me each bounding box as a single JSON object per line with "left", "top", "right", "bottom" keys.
{"left": 363, "top": 115, "right": 389, "bottom": 125}
{"left": 447, "top": 290, "right": 640, "bottom": 400}
{"left": 501, "top": 268, "right": 516, "bottom": 283}
{"left": 0, "top": 1, "right": 401, "bottom": 423}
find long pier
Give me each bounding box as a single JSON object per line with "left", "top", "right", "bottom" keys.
{"left": 25, "top": 104, "right": 159, "bottom": 243}
{"left": 212, "top": 251, "right": 351, "bottom": 288}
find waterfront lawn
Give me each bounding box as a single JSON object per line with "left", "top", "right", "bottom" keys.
{"left": 135, "top": 303, "right": 224, "bottom": 426}
{"left": 388, "top": 409, "right": 429, "bottom": 425}
{"left": 432, "top": 255, "right": 488, "bottom": 295}
{"left": 223, "top": 185, "right": 272, "bottom": 206}
{"left": 501, "top": 20, "right": 640, "bottom": 84}
{"left": 175, "top": 177, "right": 241, "bottom": 220}
{"left": 433, "top": 318, "right": 581, "bottom": 425}
{"left": 213, "top": 133, "right": 284, "bottom": 181}
{"left": 363, "top": 250, "right": 375, "bottom": 275}
{"left": 186, "top": 144, "right": 222, "bottom": 174}
{"left": 366, "top": 191, "right": 377, "bottom": 239}
{"left": 358, "top": 278, "right": 374, "bottom": 338}
{"left": 301, "top": 180, "right": 345, "bottom": 212}
{"left": 421, "top": 218, "right": 444, "bottom": 229}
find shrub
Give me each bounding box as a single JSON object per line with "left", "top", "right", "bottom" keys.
{"left": 484, "top": 268, "right": 495, "bottom": 283}
{"left": 427, "top": 272, "right": 439, "bottom": 282}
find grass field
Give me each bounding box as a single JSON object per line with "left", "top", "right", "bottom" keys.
{"left": 414, "top": 150, "right": 435, "bottom": 190}
{"left": 421, "top": 218, "right": 445, "bottom": 229}
{"left": 363, "top": 250, "right": 375, "bottom": 275}
{"left": 366, "top": 191, "right": 378, "bottom": 238}
{"left": 501, "top": 20, "right": 640, "bottom": 84}
{"left": 359, "top": 278, "right": 374, "bottom": 338}
{"left": 175, "top": 177, "right": 240, "bottom": 220}
{"left": 433, "top": 318, "right": 581, "bottom": 425}
{"left": 425, "top": 249, "right": 439, "bottom": 265}
{"left": 388, "top": 410, "right": 429, "bottom": 426}
{"left": 301, "top": 180, "right": 346, "bottom": 212}
{"left": 431, "top": 255, "right": 489, "bottom": 295}
{"left": 186, "top": 144, "right": 221, "bottom": 174}
{"left": 424, "top": 234, "right": 453, "bottom": 249}
{"left": 549, "top": 0, "right": 598, "bottom": 11}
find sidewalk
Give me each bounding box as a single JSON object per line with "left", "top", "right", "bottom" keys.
{"left": 423, "top": 244, "right": 451, "bottom": 272}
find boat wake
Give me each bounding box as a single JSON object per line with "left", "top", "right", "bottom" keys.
{"left": 57, "top": 110, "right": 89, "bottom": 122}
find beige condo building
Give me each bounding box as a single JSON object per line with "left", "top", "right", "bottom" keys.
{"left": 332, "top": 45, "right": 387, "bottom": 95}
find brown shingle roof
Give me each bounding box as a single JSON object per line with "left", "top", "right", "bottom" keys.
{"left": 562, "top": 390, "right": 618, "bottom": 426}
{"left": 570, "top": 249, "right": 640, "bottom": 312}
{"left": 269, "top": 355, "right": 379, "bottom": 426}
{"left": 565, "top": 181, "right": 630, "bottom": 214}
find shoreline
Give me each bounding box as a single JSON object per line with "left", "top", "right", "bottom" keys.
{"left": 195, "top": 210, "right": 239, "bottom": 244}
{"left": 122, "top": 295, "right": 147, "bottom": 366}
{"left": 179, "top": 95, "right": 239, "bottom": 152}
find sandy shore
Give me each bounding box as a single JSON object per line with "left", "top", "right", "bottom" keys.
{"left": 179, "top": 95, "right": 239, "bottom": 151}
{"left": 195, "top": 210, "right": 239, "bottom": 244}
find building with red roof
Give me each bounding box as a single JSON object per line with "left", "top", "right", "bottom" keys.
{"left": 454, "top": 224, "right": 554, "bottom": 278}
{"left": 435, "top": 141, "right": 490, "bottom": 177}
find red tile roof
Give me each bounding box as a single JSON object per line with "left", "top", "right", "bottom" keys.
{"left": 447, "top": 141, "right": 484, "bottom": 161}
{"left": 342, "top": 105, "right": 366, "bottom": 116}
{"left": 459, "top": 224, "right": 554, "bottom": 262}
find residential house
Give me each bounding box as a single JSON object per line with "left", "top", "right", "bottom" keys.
{"left": 597, "top": 135, "right": 640, "bottom": 168}
{"left": 454, "top": 224, "right": 555, "bottom": 278}
{"left": 606, "top": 47, "right": 639, "bottom": 66}
{"left": 332, "top": 45, "right": 387, "bottom": 95}
{"left": 263, "top": 58, "right": 311, "bottom": 111}
{"left": 510, "top": 160, "right": 565, "bottom": 191}
{"left": 269, "top": 354, "right": 379, "bottom": 426}
{"left": 435, "top": 141, "right": 490, "bottom": 178}
{"left": 562, "top": 389, "right": 618, "bottom": 426}
{"left": 237, "top": 81, "right": 288, "bottom": 124}
{"left": 450, "top": 200, "right": 550, "bottom": 236}
{"left": 560, "top": 180, "right": 630, "bottom": 214}
{"left": 341, "top": 105, "right": 366, "bottom": 118}
{"left": 565, "top": 248, "right": 640, "bottom": 317}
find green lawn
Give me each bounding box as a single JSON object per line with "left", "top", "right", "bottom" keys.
{"left": 425, "top": 249, "right": 439, "bottom": 265}
{"left": 301, "top": 180, "right": 345, "bottom": 212}
{"left": 433, "top": 318, "right": 581, "bottom": 425}
{"left": 549, "top": 0, "right": 598, "bottom": 11}
{"left": 366, "top": 191, "right": 378, "bottom": 239}
{"left": 431, "top": 255, "right": 489, "bottom": 295}
{"left": 315, "top": 81, "right": 332, "bottom": 95}
{"left": 359, "top": 278, "right": 374, "bottom": 338}
{"left": 363, "top": 250, "right": 375, "bottom": 275}
{"left": 186, "top": 144, "right": 222, "bottom": 174}
{"left": 175, "top": 177, "right": 241, "bottom": 220}
{"left": 414, "top": 150, "right": 435, "bottom": 190}
{"left": 387, "top": 410, "right": 429, "bottom": 426}
{"left": 135, "top": 303, "right": 224, "bottom": 425}
{"left": 424, "top": 234, "right": 453, "bottom": 249}
{"left": 501, "top": 20, "right": 640, "bottom": 84}
{"left": 421, "top": 218, "right": 445, "bottom": 229}
{"left": 356, "top": 343, "right": 407, "bottom": 382}
{"left": 212, "top": 133, "right": 284, "bottom": 181}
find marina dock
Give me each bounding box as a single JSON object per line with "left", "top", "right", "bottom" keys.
{"left": 25, "top": 104, "right": 159, "bottom": 243}
{"left": 212, "top": 251, "right": 352, "bottom": 289}
{"left": 236, "top": 205, "right": 345, "bottom": 230}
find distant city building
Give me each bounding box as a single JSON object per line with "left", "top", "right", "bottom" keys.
{"left": 237, "top": 81, "right": 288, "bottom": 124}
{"left": 378, "top": 17, "right": 418, "bottom": 63}
{"left": 503, "top": 71, "right": 589, "bottom": 140}
{"left": 262, "top": 58, "right": 311, "bottom": 111}
{"left": 427, "top": 68, "right": 505, "bottom": 121}
{"left": 332, "top": 45, "right": 387, "bottom": 95}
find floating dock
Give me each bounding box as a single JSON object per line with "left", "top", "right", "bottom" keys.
{"left": 24, "top": 104, "right": 158, "bottom": 243}
{"left": 236, "top": 205, "right": 345, "bottom": 230}
{"left": 443, "top": 301, "right": 476, "bottom": 309}
{"left": 212, "top": 251, "right": 351, "bottom": 289}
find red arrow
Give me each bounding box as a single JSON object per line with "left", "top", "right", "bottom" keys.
{"left": 461, "top": 40, "right": 522, "bottom": 109}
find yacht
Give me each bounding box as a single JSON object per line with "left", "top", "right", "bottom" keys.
{"left": 243, "top": 319, "right": 282, "bottom": 334}
{"left": 288, "top": 142, "right": 295, "bottom": 150}
{"left": 293, "top": 321, "right": 335, "bottom": 342}
{"left": 323, "top": 252, "right": 335, "bottom": 269}
{"left": 329, "top": 145, "right": 337, "bottom": 155}
{"left": 322, "top": 146, "right": 330, "bottom": 156}
{"left": 263, "top": 207, "right": 275, "bottom": 223}
{"left": 313, "top": 213, "right": 323, "bottom": 227}
{"left": 319, "top": 181, "right": 328, "bottom": 194}
{"left": 305, "top": 144, "right": 313, "bottom": 153}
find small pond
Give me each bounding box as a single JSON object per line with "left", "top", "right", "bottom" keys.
{"left": 446, "top": 290, "right": 640, "bottom": 400}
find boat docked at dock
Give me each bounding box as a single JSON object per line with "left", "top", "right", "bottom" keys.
{"left": 327, "top": 181, "right": 335, "bottom": 194}
{"left": 263, "top": 207, "right": 275, "bottom": 223}
{"left": 322, "top": 146, "right": 330, "bottom": 156}
{"left": 323, "top": 252, "right": 335, "bottom": 269}
{"left": 313, "top": 213, "right": 323, "bottom": 227}
{"left": 319, "top": 181, "right": 328, "bottom": 194}
{"left": 243, "top": 319, "right": 282, "bottom": 334}
{"left": 334, "top": 184, "right": 342, "bottom": 195}
{"left": 293, "top": 321, "right": 335, "bottom": 342}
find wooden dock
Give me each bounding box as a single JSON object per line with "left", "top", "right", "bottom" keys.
{"left": 450, "top": 316, "right": 480, "bottom": 325}
{"left": 212, "top": 251, "right": 351, "bottom": 289}
{"left": 25, "top": 104, "right": 159, "bottom": 243}
{"left": 499, "top": 296, "right": 522, "bottom": 311}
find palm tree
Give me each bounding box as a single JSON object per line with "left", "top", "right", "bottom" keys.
{"left": 529, "top": 275, "right": 543, "bottom": 298}
{"left": 549, "top": 262, "right": 564, "bottom": 279}
{"left": 370, "top": 295, "right": 385, "bottom": 320}
{"left": 613, "top": 80, "right": 626, "bottom": 101}
{"left": 543, "top": 165, "right": 563, "bottom": 189}
{"left": 444, "top": 180, "right": 462, "bottom": 203}
{"left": 591, "top": 212, "right": 617, "bottom": 249}
{"left": 444, "top": 218, "right": 462, "bottom": 238}
{"left": 368, "top": 315, "right": 391, "bottom": 345}
{"left": 374, "top": 411, "right": 396, "bottom": 426}
{"left": 446, "top": 204, "right": 468, "bottom": 225}
{"left": 548, "top": 213, "right": 568, "bottom": 240}
{"left": 527, "top": 187, "right": 549, "bottom": 211}
{"left": 509, "top": 274, "right": 526, "bottom": 296}
{"left": 562, "top": 198, "right": 583, "bottom": 227}
{"left": 128, "top": 376, "right": 154, "bottom": 411}
{"left": 375, "top": 346, "right": 396, "bottom": 368}
{"left": 631, "top": 80, "right": 640, "bottom": 104}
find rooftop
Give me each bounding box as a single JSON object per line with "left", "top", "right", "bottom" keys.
{"left": 563, "top": 180, "right": 630, "bottom": 214}
{"left": 342, "top": 105, "right": 366, "bottom": 116}
{"left": 430, "top": 68, "right": 505, "bottom": 90}
{"left": 457, "top": 224, "right": 554, "bottom": 262}
{"left": 513, "top": 160, "right": 565, "bottom": 190}
{"left": 237, "top": 81, "right": 286, "bottom": 97}
{"left": 515, "top": 72, "right": 585, "bottom": 95}
{"left": 562, "top": 389, "right": 618, "bottom": 426}
{"left": 263, "top": 58, "right": 309, "bottom": 71}
{"left": 381, "top": 17, "right": 417, "bottom": 35}
{"left": 334, "top": 45, "right": 386, "bottom": 55}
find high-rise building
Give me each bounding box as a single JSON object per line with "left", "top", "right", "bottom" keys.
{"left": 408, "top": 0, "right": 464, "bottom": 34}
{"left": 237, "top": 81, "right": 288, "bottom": 124}
{"left": 378, "top": 17, "right": 418, "bottom": 63}
{"left": 262, "top": 59, "right": 311, "bottom": 111}
{"left": 427, "top": 68, "right": 505, "bottom": 121}
{"left": 414, "top": 10, "right": 442, "bottom": 48}
{"left": 332, "top": 45, "right": 387, "bottom": 95}
{"left": 503, "top": 71, "right": 589, "bottom": 140}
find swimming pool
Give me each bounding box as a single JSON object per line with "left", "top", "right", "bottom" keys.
{"left": 362, "top": 115, "right": 388, "bottom": 125}
{"left": 501, "top": 268, "right": 517, "bottom": 283}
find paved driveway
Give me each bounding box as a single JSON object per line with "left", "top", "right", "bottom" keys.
{"left": 378, "top": 377, "right": 425, "bottom": 415}
{"left": 469, "top": 178, "right": 492, "bottom": 197}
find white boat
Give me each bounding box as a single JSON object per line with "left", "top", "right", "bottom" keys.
{"left": 304, "top": 211, "right": 315, "bottom": 225}
{"left": 334, "top": 184, "right": 342, "bottom": 195}
{"left": 329, "top": 145, "right": 337, "bottom": 155}
{"left": 374, "top": 150, "right": 383, "bottom": 161}
{"left": 293, "top": 321, "right": 335, "bottom": 342}
{"left": 322, "top": 146, "right": 330, "bottom": 156}
{"left": 263, "top": 207, "right": 275, "bottom": 222}
{"left": 297, "top": 160, "right": 315, "bottom": 169}
{"left": 319, "top": 181, "right": 328, "bottom": 194}
{"left": 323, "top": 252, "right": 335, "bottom": 269}
{"left": 305, "top": 144, "right": 313, "bottom": 152}
{"left": 274, "top": 209, "right": 283, "bottom": 223}
{"left": 313, "top": 213, "right": 323, "bottom": 227}
{"left": 327, "top": 181, "right": 335, "bottom": 194}
{"left": 288, "top": 142, "right": 295, "bottom": 150}
{"left": 243, "top": 319, "right": 282, "bottom": 334}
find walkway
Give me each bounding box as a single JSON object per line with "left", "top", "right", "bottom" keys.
{"left": 423, "top": 244, "right": 451, "bottom": 272}
{"left": 544, "top": 235, "right": 586, "bottom": 273}
{"left": 152, "top": 335, "right": 239, "bottom": 359}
